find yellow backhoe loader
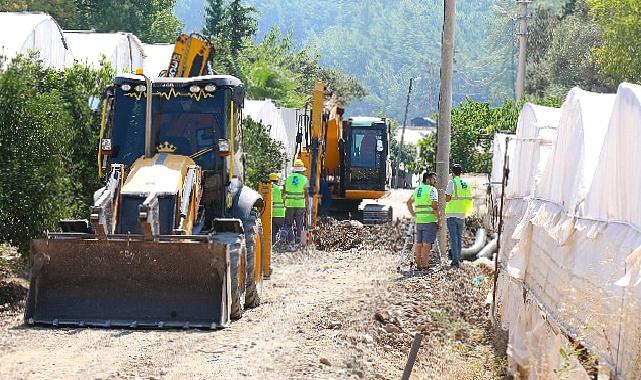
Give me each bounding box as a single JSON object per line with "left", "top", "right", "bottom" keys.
{"left": 24, "top": 33, "right": 272, "bottom": 329}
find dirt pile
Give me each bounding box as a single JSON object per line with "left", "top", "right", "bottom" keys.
{"left": 0, "top": 245, "right": 28, "bottom": 310}
{"left": 355, "top": 263, "right": 505, "bottom": 378}
{"left": 313, "top": 217, "right": 409, "bottom": 252}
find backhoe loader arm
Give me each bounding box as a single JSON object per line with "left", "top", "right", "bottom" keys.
{"left": 90, "top": 164, "right": 124, "bottom": 238}
{"left": 164, "top": 33, "right": 214, "bottom": 78}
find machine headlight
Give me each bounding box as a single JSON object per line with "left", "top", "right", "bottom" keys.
{"left": 217, "top": 139, "right": 230, "bottom": 156}
{"left": 134, "top": 84, "right": 146, "bottom": 92}
{"left": 120, "top": 84, "right": 132, "bottom": 91}
{"left": 101, "top": 138, "right": 112, "bottom": 151}
{"left": 204, "top": 84, "right": 216, "bottom": 92}
{"left": 189, "top": 85, "right": 201, "bottom": 93}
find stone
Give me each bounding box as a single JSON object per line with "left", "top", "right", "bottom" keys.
{"left": 383, "top": 324, "right": 400, "bottom": 334}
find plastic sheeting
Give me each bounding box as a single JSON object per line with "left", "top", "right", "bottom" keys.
{"left": 534, "top": 89, "right": 615, "bottom": 215}
{"left": 0, "top": 12, "right": 73, "bottom": 69}
{"left": 497, "top": 85, "right": 641, "bottom": 379}
{"left": 142, "top": 43, "right": 173, "bottom": 77}
{"left": 243, "top": 100, "right": 290, "bottom": 155}
{"left": 65, "top": 32, "right": 145, "bottom": 74}
{"left": 499, "top": 105, "right": 560, "bottom": 262}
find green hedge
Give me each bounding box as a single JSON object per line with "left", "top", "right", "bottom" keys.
{"left": 0, "top": 54, "right": 113, "bottom": 255}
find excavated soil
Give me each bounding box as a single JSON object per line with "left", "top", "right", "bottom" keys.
{"left": 0, "top": 245, "right": 28, "bottom": 314}
{"left": 0, "top": 218, "right": 504, "bottom": 379}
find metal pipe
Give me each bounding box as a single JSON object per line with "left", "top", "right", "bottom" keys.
{"left": 144, "top": 74, "right": 153, "bottom": 158}
{"left": 401, "top": 333, "right": 424, "bottom": 380}
{"left": 491, "top": 135, "right": 511, "bottom": 318}
{"left": 461, "top": 228, "right": 487, "bottom": 260}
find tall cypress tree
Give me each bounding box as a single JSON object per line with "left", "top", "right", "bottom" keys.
{"left": 225, "top": 0, "right": 257, "bottom": 56}
{"left": 202, "top": 0, "right": 225, "bottom": 37}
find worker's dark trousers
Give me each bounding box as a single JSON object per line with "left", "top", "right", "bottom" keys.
{"left": 447, "top": 217, "right": 465, "bottom": 264}
{"left": 284, "top": 208, "right": 306, "bottom": 244}
{"left": 272, "top": 217, "right": 285, "bottom": 243}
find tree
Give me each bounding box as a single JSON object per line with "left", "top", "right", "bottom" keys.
{"left": 588, "top": 0, "right": 641, "bottom": 86}
{"left": 0, "top": 54, "right": 113, "bottom": 255}
{"left": 225, "top": 0, "right": 257, "bottom": 56}
{"left": 74, "top": 0, "right": 183, "bottom": 43}
{"left": 526, "top": 0, "right": 612, "bottom": 98}
{"left": 0, "top": 0, "right": 83, "bottom": 28}
{"left": 242, "top": 118, "right": 285, "bottom": 189}
{"left": 203, "top": 0, "right": 225, "bottom": 37}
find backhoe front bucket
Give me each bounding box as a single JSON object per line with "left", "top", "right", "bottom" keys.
{"left": 25, "top": 236, "right": 230, "bottom": 329}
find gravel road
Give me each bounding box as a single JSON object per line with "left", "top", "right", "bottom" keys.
{"left": 0, "top": 226, "right": 504, "bottom": 379}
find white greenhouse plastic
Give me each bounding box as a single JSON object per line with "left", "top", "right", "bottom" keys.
{"left": 65, "top": 32, "right": 145, "bottom": 74}
{"left": 142, "top": 43, "right": 174, "bottom": 77}
{"left": 0, "top": 12, "right": 73, "bottom": 68}
{"left": 496, "top": 85, "right": 641, "bottom": 379}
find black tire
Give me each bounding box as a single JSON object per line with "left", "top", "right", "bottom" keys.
{"left": 218, "top": 232, "right": 245, "bottom": 320}
{"left": 244, "top": 212, "right": 264, "bottom": 309}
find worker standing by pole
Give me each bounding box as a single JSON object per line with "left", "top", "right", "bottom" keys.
{"left": 515, "top": 0, "right": 530, "bottom": 101}
{"left": 445, "top": 164, "right": 473, "bottom": 267}
{"left": 436, "top": 0, "right": 456, "bottom": 256}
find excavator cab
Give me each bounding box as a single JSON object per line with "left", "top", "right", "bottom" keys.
{"left": 343, "top": 117, "right": 392, "bottom": 194}
{"left": 25, "top": 34, "right": 268, "bottom": 329}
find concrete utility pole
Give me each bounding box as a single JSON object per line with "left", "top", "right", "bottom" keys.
{"left": 394, "top": 76, "right": 420, "bottom": 189}
{"left": 515, "top": 0, "right": 530, "bottom": 101}
{"left": 436, "top": 0, "right": 456, "bottom": 256}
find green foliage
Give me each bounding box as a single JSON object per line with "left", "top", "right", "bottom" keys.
{"left": 177, "top": 0, "right": 526, "bottom": 119}
{"left": 588, "top": 0, "right": 641, "bottom": 86}
{"left": 203, "top": 0, "right": 225, "bottom": 37}
{"left": 414, "top": 133, "right": 436, "bottom": 174}
{"left": 411, "top": 99, "right": 522, "bottom": 175}
{"left": 450, "top": 99, "right": 519, "bottom": 173}
{"left": 0, "top": 0, "right": 83, "bottom": 28}
{"left": 242, "top": 118, "right": 285, "bottom": 189}
{"left": 3, "top": 0, "right": 184, "bottom": 43}
{"left": 527, "top": 3, "right": 611, "bottom": 98}
{"left": 76, "top": 0, "right": 183, "bottom": 43}
{"left": 0, "top": 54, "right": 113, "bottom": 255}
{"left": 389, "top": 122, "right": 418, "bottom": 176}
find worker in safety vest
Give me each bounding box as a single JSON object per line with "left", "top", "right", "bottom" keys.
{"left": 283, "top": 159, "right": 309, "bottom": 245}
{"left": 445, "top": 164, "right": 474, "bottom": 268}
{"left": 406, "top": 171, "right": 440, "bottom": 271}
{"left": 269, "top": 172, "right": 286, "bottom": 243}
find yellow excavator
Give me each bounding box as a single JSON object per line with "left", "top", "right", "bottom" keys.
{"left": 298, "top": 82, "right": 393, "bottom": 230}
{"left": 24, "top": 33, "right": 273, "bottom": 329}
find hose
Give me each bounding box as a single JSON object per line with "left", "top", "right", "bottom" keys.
{"left": 461, "top": 228, "right": 487, "bottom": 261}
{"left": 477, "top": 233, "right": 498, "bottom": 259}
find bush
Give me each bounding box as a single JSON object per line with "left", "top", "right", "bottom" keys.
{"left": 0, "top": 54, "right": 113, "bottom": 255}
{"left": 242, "top": 118, "right": 286, "bottom": 189}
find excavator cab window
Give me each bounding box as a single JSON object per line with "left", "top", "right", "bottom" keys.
{"left": 350, "top": 128, "right": 383, "bottom": 168}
